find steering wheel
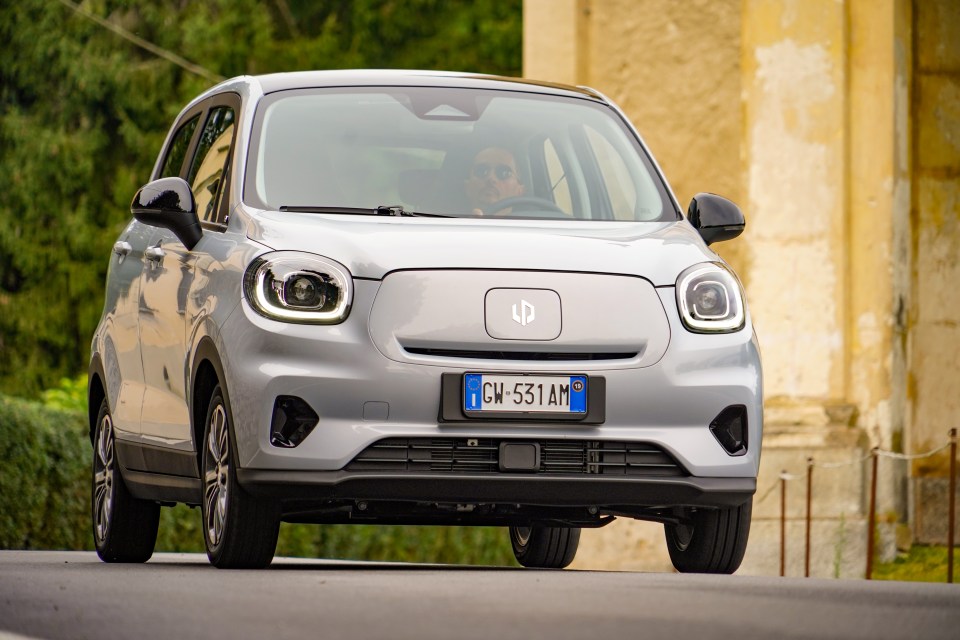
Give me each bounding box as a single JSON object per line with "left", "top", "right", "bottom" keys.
{"left": 482, "top": 196, "right": 566, "bottom": 216}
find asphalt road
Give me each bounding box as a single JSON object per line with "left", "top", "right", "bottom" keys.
{"left": 1, "top": 551, "right": 958, "bottom": 640}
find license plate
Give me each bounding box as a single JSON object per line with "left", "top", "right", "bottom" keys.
{"left": 463, "top": 374, "right": 587, "bottom": 414}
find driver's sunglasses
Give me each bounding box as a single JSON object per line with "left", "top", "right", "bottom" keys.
{"left": 471, "top": 163, "right": 516, "bottom": 181}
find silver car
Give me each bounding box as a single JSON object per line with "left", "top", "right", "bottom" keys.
{"left": 89, "top": 70, "right": 762, "bottom": 572}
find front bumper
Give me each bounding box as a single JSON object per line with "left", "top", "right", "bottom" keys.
{"left": 219, "top": 279, "right": 763, "bottom": 486}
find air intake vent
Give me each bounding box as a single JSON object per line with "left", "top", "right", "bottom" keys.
{"left": 709, "top": 405, "right": 748, "bottom": 456}
{"left": 345, "top": 438, "right": 686, "bottom": 477}
{"left": 270, "top": 396, "right": 319, "bottom": 448}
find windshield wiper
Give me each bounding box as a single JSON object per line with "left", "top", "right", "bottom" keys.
{"left": 375, "top": 205, "right": 454, "bottom": 218}
{"left": 279, "top": 205, "right": 452, "bottom": 218}
{"left": 280, "top": 205, "right": 372, "bottom": 215}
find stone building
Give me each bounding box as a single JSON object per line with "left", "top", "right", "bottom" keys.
{"left": 523, "top": 0, "right": 959, "bottom": 575}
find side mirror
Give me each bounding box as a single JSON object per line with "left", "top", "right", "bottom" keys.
{"left": 687, "top": 193, "right": 745, "bottom": 245}
{"left": 131, "top": 177, "right": 202, "bottom": 250}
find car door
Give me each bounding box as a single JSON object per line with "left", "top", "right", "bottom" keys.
{"left": 104, "top": 108, "right": 202, "bottom": 445}
{"left": 138, "top": 94, "right": 239, "bottom": 462}
{"left": 101, "top": 218, "right": 155, "bottom": 440}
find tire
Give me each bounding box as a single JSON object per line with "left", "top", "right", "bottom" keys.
{"left": 202, "top": 384, "right": 280, "bottom": 569}
{"left": 509, "top": 525, "right": 581, "bottom": 569}
{"left": 92, "top": 399, "right": 160, "bottom": 563}
{"left": 664, "top": 499, "right": 752, "bottom": 574}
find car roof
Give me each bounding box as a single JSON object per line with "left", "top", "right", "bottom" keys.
{"left": 242, "top": 69, "right": 604, "bottom": 102}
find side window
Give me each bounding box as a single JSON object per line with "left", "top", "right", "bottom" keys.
{"left": 187, "top": 106, "right": 236, "bottom": 224}
{"left": 585, "top": 126, "right": 637, "bottom": 221}
{"left": 159, "top": 115, "right": 199, "bottom": 179}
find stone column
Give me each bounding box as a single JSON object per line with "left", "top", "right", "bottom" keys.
{"left": 742, "top": 0, "right": 851, "bottom": 426}
{"left": 739, "top": 0, "right": 912, "bottom": 575}
{"left": 522, "top": 0, "right": 589, "bottom": 86}
{"left": 741, "top": 0, "right": 855, "bottom": 576}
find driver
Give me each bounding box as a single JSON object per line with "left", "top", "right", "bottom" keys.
{"left": 464, "top": 147, "right": 525, "bottom": 215}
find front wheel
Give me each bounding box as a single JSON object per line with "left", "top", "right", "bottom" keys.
{"left": 664, "top": 499, "right": 752, "bottom": 574}
{"left": 92, "top": 399, "right": 160, "bottom": 563}
{"left": 509, "top": 525, "right": 580, "bottom": 568}
{"left": 202, "top": 384, "right": 280, "bottom": 569}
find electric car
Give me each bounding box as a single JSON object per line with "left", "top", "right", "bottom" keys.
{"left": 89, "top": 70, "right": 762, "bottom": 571}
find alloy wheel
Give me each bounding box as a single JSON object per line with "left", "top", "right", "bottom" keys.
{"left": 204, "top": 404, "right": 230, "bottom": 547}
{"left": 513, "top": 526, "right": 531, "bottom": 547}
{"left": 93, "top": 413, "right": 115, "bottom": 543}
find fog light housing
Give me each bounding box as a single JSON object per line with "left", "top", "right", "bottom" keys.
{"left": 270, "top": 396, "right": 319, "bottom": 448}
{"left": 709, "top": 405, "right": 748, "bottom": 456}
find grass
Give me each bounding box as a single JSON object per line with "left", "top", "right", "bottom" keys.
{"left": 873, "top": 545, "right": 958, "bottom": 583}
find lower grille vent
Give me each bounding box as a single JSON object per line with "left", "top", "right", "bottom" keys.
{"left": 345, "top": 438, "right": 686, "bottom": 477}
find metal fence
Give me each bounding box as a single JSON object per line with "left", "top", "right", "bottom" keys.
{"left": 758, "top": 428, "right": 957, "bottom": 581}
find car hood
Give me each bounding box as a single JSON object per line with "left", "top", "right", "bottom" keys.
{"left": 246, "top": 210, "right": 717, "bottom": 286}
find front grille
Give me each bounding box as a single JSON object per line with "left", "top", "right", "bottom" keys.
{"left": 403, "top": 347, "right": 638, "bottom": 361}
{"left": 345, "top": 438, "right": 687, "bottom": 477}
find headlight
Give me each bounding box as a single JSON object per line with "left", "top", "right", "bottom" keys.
{"left": 243, "top": 252, "right": 352, "bottom": 324}
{"left": 676, "top": 262, "right": 745, "bottom": 333}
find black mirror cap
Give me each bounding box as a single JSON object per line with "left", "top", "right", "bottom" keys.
{"left": 687, "top": 193, "right": 745, "bottom": 245}
{"left": 131, "top": 177, "right": 202, "bottom": 250}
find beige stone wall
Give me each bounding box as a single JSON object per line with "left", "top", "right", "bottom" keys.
{"left": 911, "top": 0, "right": 960, "bottom": 452}
{"left": 910, "top": 0, "right": 960, "bottom": 543}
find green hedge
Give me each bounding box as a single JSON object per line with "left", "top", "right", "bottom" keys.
{"left": 0, "top": 394, "right": 90, "bottom": 549}
{"left": 0, "top": 393, "right": 514, "bottom": 565}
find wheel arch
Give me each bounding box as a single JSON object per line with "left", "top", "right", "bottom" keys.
{"left": 87, "top": 356, "right": 108, "bottom": 446}
{"left": 191, "top": 337, "right": 230, "bottom": 475}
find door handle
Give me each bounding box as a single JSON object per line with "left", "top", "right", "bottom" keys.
{"left": 112, "top": 241, "right": 132, "bottom": 264}
{"left": 145, "top": 246, "right": 165, "bottom": 262}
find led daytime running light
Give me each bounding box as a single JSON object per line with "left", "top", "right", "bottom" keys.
{"left": 676, "top": 263, "right": 745, "bottom": 333}
{"left": 244, "top": 252, "right": 352, "bottom": 324}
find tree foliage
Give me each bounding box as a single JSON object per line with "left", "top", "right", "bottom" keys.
{"left": 0, "top": 0, "right": 521, "bottom": 397}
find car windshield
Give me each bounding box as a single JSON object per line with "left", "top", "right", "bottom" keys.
{"left": 244, "top": 86, "right": 676, "bottom": 221}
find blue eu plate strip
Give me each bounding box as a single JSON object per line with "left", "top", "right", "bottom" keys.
{"left": 464, "top": 374, "right": 483, "bottom": 411}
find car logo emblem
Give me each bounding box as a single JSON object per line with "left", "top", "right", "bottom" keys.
{"left": 512, "top": 300, "right": 535, "bottom": 326}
